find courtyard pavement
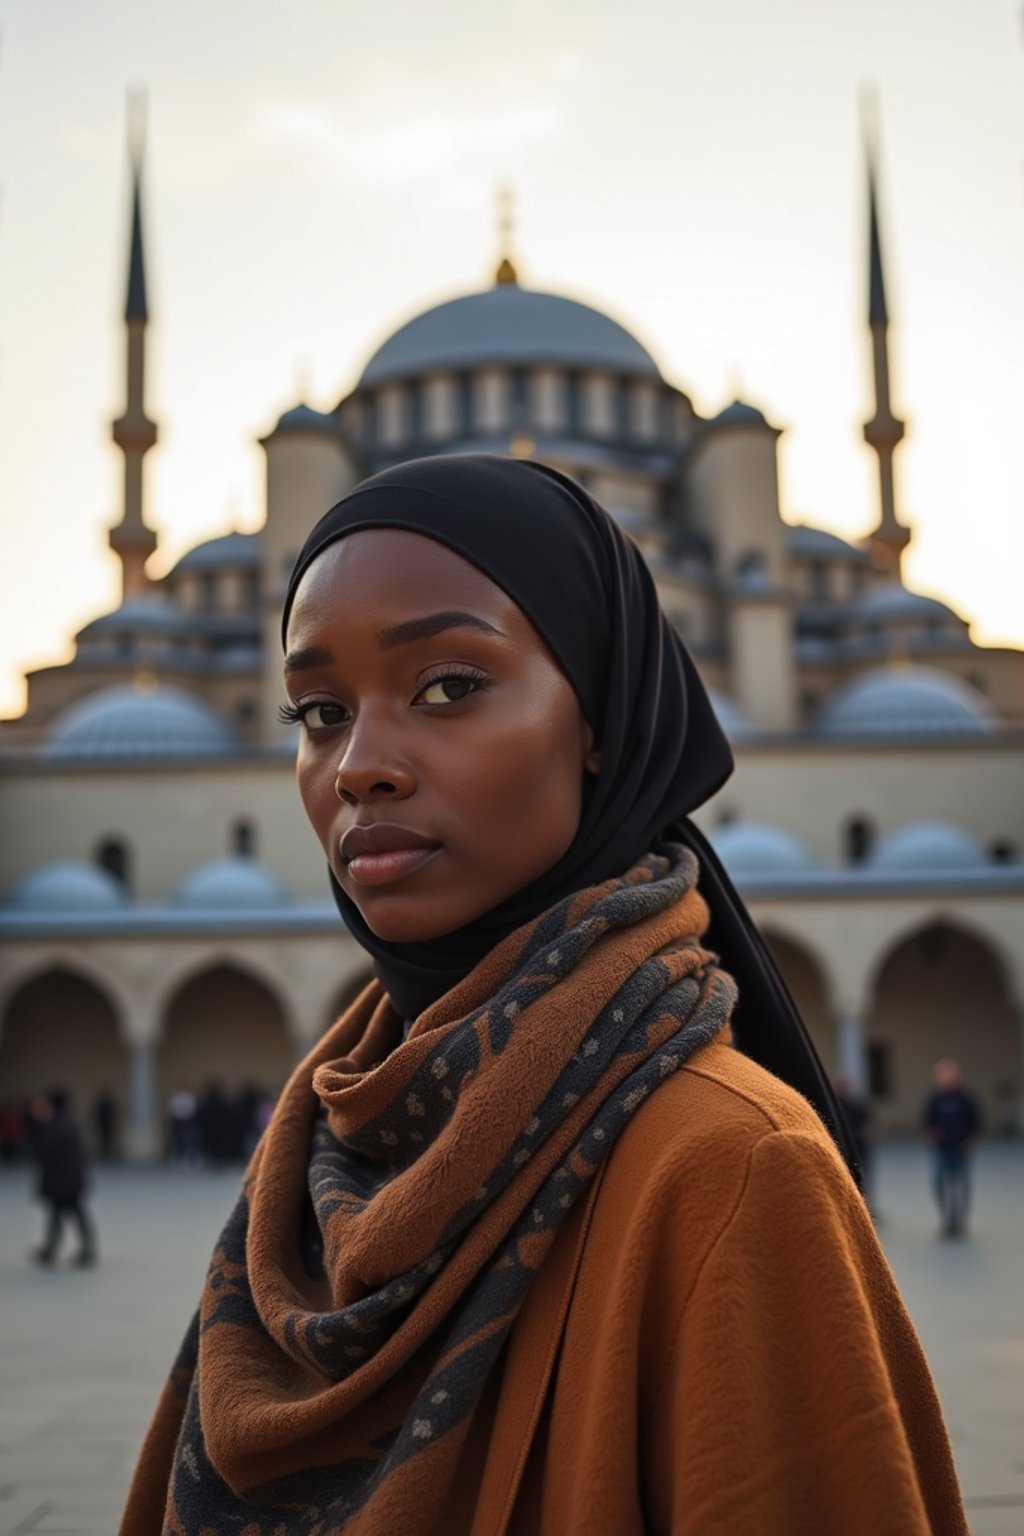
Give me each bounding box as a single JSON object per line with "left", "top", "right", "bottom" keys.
{"left": 0, "top": 1142, "right": 1021, "bottom": 1535}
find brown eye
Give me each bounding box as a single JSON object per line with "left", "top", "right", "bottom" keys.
{"left": 420, "top": 677, "right": 474, "bottom": 704}
{"left": 304, "top": 701, "right": 349, "bottom": 729}
{"left": 417, "top": 671, "right": 488, "bottom": 706}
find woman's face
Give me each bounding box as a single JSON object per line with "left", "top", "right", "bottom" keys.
{"left": 284, "top": 528, "right": 600, "bottom": 943}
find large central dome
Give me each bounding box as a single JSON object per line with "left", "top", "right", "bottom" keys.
{"left": 359, "top": 282, "right": 662, "bottom": 387}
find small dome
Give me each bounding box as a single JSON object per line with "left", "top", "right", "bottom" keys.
{"left": 170, "top": 532, "right": 261, "bottom": 575}
{"left": 273, "top": 402, "right": 338, "bottom": 436}
{"left": 6, "top": 860, "right": 126, "bottom": 911}
{"left": 713, "top": 399, "right": 770, "bottom": 428}
{"left": 174, "top": 857, "right": 288, "bottom": 909}
{"left": 870, "top": 822, "right": 989, "bottom": 872}
{"left": 707, "top": 688, "right": 755, "bottom": 742}
{"left": 46, "top": 684, "right": 239, "bottom": 760}
{"left": 710, "top": 821, "right": 819, "bottom": 877}
{"left": 77, "top": 596, "right": 190, "bottom": 639}
{"left": 786, "top": 525, "right": 869, "bottom": 563}
{"left": 359, "top": 284, "right": 661, "bottom": 386}
{"left": 851, "top": 584, "right": 966, "bottom": 627}
{"left": 817, "top": 666, "right": 995, "bottom": 739}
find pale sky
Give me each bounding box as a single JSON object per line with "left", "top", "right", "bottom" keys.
{"left": 1, "top": 0, "right": 1022, "bottom": 717}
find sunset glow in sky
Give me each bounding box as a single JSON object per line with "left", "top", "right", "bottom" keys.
{"left": 1, "top": 0, "right": 1022, "bottom": 716}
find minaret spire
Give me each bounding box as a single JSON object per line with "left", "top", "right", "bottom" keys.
{"left": 861, "top": 99, "right": 910, "bottom": 574}
{"left": 494, "top": 182, "right": 519, "bottom": 286}
{"left": 110, "top": 88, "right": 158, "bottom": 601}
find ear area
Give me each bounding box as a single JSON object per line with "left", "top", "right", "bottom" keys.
{"left": 580, "top": 718, "right": 602, "bottom": 777}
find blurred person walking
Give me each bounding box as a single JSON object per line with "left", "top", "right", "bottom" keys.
{"left": 28, "top": 1088, "right": 98, "bottom": 1268}
{"left": 168, "top": 1086, "right": 199, "bottom": 1165}
{"left": 922, "top": 1059, "right": 981, "bottom": 1239}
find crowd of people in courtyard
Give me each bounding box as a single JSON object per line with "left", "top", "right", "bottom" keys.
{"left": 0, "top": 1058, "right": 997, "bottom": 1267}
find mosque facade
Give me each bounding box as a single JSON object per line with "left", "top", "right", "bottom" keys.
{"left": 1, "top": 135, "right": 1023, "bottom": 1157}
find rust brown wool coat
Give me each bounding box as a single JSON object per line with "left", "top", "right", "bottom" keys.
{"left": 478, "top": 1037, "right": 968, "bottom": 1534}
{"left": 128, "top": 1039, "right": 967, "bottom": 1535}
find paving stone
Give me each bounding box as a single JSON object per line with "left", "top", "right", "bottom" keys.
{"left": 2, "top": 1145, "right": 1022, "bottom": 1535}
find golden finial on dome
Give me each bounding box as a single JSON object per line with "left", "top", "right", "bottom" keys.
{"left": 494, "top": 182, "right": 519, "bottom": 285}
{"left": 133, "top": 667, "right": 158, "bottom": 695}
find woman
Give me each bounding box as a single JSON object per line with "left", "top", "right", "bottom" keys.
{"left": 122, "top": 455, "right": 967, "bottom": 1535}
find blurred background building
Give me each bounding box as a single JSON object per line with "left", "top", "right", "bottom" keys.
{"left": 1, "top": 124, "right": 1022, "bottom": 1159}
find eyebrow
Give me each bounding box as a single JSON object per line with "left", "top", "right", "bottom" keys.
{"left": 377, "top": 611, "right": 504, "bottom": 649}
{"left": 283, "top": 611, "right": 504, "bottom": 674}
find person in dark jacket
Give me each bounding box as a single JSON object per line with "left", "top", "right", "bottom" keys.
{"left": 29, "top": 1089, "right": 98, "bottom": 1267}
{"left": 922, "top": 1058, "right": 981, "bottom": 1239}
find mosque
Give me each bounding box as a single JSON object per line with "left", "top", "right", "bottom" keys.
{"left": 1, "top": 128, "right": 1022, "bottom": 1158}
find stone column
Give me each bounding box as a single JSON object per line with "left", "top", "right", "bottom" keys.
{"left": 124, "top": 1040, "right": 159, "bottom": 1162}
{"left": 122, "top": 997, "right": 162, "bottom": 1163}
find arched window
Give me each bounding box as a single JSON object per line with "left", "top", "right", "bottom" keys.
{"left": 231, "top": 820, "right": 257, "bottom": 859}
{"left": 844, "top": 815, "right": 874, "bottom": 866}
{"left": 96, "top": 837, "right": 132, "bottom": 892}
{"left": 989, "top": 839, "right": 1018, "bottom": 865}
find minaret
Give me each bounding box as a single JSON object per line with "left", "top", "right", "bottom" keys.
{"left": 862, "top": 125, "right": 910, "bottom": 574}
{"left": 109, "top": 94, "right": 158, "bottom": 600}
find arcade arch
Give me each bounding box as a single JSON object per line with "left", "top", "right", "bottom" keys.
{"left": 0, "top": 967, "right": 128, "bottom": 1153}
{"left": 156, "top": 962, "right": 294, "bottom": 1124}
{"left": 761, "top": 928, "right": 836, "bottom": 1079}
{"left": 865, "top": 920, "right": 1020, "bottom": 1132}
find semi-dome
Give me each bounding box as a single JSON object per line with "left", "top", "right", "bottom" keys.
{"left": 707, "top": 688, "right": 756, "bottom": 742}
{"left": 851, "top": 584, "right": 966, "bottom": 627}
{"left": 170, "top": 532, "right": 261, "bottom": 574}
{"left": 869, "top": 821, "right": 989, "bottom": 872}
{"left": 174, "top": 857, "right": 288, "bottom": 909}
{"left": 359, "top": 283, "right": 661, "bottom": 386}
{"left": 710, "top": 821, "right": 820, "bottom": 878}
{"left": 817, "top": 666, "right": 995, "bottom": 738}
{"left": 77, "top": 596, "right": 190, "bottom": 639}
{"left": 6, "top": 860, "right": 126, "bottom": 911}
{"left": 46, "top": 684, "right": 239, "bottom": 759}
{"left": 786, "top": 525, "right": 869, "bottom": 563}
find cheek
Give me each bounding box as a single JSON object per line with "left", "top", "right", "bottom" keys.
{"left": 295, "top": 750, "right": 336, "bottom": 851}
{"left": 458, "top": 692, "right": 585, "bottom": 868}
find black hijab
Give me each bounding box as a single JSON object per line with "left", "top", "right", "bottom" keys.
{"left": 282, "top": 454, "right": 859, "bottom": 1177}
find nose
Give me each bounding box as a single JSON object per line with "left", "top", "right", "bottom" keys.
{"left": 333, "top": 712, "right": 415, "bottom": 806}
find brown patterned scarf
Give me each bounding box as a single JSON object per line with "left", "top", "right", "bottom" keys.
{"left": 121, "top": 845, "right": 737, "bottom": 1535}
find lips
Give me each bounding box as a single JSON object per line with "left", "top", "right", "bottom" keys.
{"left": 339, "top": 822, "right": 442, "bottom": 890}
{"left": 340, "top": 822, "right": 440, "bottom": 862}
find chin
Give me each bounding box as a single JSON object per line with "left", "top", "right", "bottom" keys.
{"left": 360, "top": 904, "right": 470, "bottom": 944}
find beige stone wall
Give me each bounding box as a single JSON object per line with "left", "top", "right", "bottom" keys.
{"left": 700, "top": 740, "right": 1024, "bottom": 863}
{"left": 728, "top": 598, "right": 796, "bottom": 731}
{"left": 0, "top": 760, "right": 323, "bottom": 900}
{"left": 687, "top": 426, "right": 786, "bottom": 583}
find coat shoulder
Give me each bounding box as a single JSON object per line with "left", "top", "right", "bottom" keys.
{"left": 621, "top": 1031, "right": 840, "bottom": 1178}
